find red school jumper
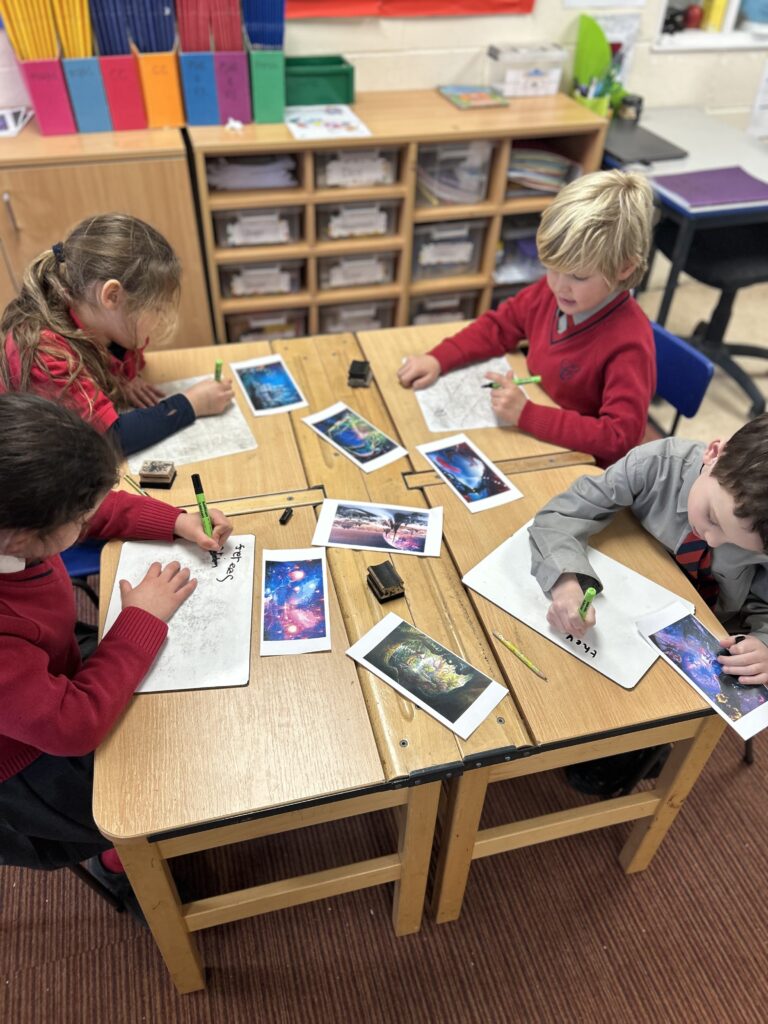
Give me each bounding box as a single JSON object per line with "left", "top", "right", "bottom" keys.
{"left": 0, "top": 491, "right": 179, "bottom": 783}
{"left": 429, "top": 277, "right": 656, "bottom": 467}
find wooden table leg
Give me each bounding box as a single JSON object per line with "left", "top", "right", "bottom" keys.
{"left": 430, "top": 768, "right": 490, "bottom": 925}
{"left": 619, "top": 714, "right": 725, "bottom": 874}
{"left": 392, "top": 780, "right": 441, "bottom": 936}
{"left": 116, "top": 836, "right": 206, "bottom": 994}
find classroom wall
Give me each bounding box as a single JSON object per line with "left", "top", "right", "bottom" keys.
{"left": 285, "top": 0, "right": 767, "bottom": 115}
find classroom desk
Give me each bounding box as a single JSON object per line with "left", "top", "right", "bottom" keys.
{"left": 615, "top": 107, "right": 768, "bottom": 327}
{"left": 356, "top": 324, "right": 594, "bottom": 469}
{"left": 122, "top": 340, "right": 308, "bottom": 507}
{"left": 421, "top": 463, "right": 724, "bottom": 923}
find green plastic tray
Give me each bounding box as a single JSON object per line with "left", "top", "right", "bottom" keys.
{"left": 285, "top": 56, "right": 354, "bottom": 106}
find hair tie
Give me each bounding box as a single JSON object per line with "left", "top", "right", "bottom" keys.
{"left": 52, "top": 242, "right": 65, "bottom": 264}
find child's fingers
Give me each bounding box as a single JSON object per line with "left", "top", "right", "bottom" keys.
{"left": 118, "top": 578, "right": 132, "bottom": 600}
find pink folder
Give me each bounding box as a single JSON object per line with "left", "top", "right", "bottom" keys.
{"left": 21, "top": 60, "right": 76, "bottom": 136}
{"left": 214, "top": 52, "right": 251, "bottom": 124}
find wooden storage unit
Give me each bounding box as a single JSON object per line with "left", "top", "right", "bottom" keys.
{"left": 0, "top": 122, "right": 212, "bottom": 346}
{"left": 188, "top": 90, "right": 607, "bottom": 343}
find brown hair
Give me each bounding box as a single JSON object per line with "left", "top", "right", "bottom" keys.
{"left": 0, "top": 213, "right": 180, "bottom": 409}
{"left": 712, "top": 413, "right": 768, "bottom": 550}
{"left": 536, "top": 170, "right": 654, "bottom": 290}
{"left": 0, "top": 393, "right": 119, "bottom": 538}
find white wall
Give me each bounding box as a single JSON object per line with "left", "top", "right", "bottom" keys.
{"left": 285, "top": 1, "right": 767, "bottom": 115}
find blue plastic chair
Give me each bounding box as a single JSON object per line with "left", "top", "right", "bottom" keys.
{"left": 60, "top": 539, "right": 106, "bottom": 609}
{"left": 650, "top": 322, "right": 714, "bottom": 437}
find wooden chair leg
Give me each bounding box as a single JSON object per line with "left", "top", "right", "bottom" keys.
{"left": 68, "top": 863, "right": 124, "bottom": 913}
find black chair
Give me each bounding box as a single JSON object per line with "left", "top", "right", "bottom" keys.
{"left": 653, "top": 220, "right": 768, "bottom": 418}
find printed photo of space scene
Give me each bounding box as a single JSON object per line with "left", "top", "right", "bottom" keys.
{"left": 313, "top": 406, "right": 398, "bottom": 465}
{"left": 262, "top": 556, "right": 327, "bottom": 643}
{"left": 363, "top": 619, "right": 495, "bottom": 723}
{"left": 649, "top": 614, "right": 768, "bottom": 722}
{"left": 329, "top": 502, "right": 431, "bottom": 553}
{"left": 425, "top": 439, "right": 509, "bottom": 504}
{"left": 234, "top": 357, "right": 305, "bottom": 413}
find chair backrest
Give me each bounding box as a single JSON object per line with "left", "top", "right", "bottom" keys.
{"left": 652, "top": 323, "right": 714, "bottom": 433}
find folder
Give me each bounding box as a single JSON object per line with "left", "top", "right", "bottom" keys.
{"left": 249, "top": 50, "right": 285, "bottom": 124}
{"left": 137, "top": 49, "right": 185, "bottom": 128}
{"left": 100, "top": 55, "right": 147, "bottom": 130}
{"left": 20, "top": 59, "right": 76, "bottom": 135}
{"left": 179, "top": 52, "right": 220, "bottom": 125}
{"left": 215, "top": 52, "right": 251, "bottom": 124}
{"left": 62, "top": 58, "right": 112, "bottom": 133}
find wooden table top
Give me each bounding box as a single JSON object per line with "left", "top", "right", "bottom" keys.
{"left": 357, "top": 323, "right": 586, "bottom": 465}
{"left": 427, "top": 463, "right": 713, "bottom": 747}
{"left": 93, "top": 504, "right": 385, "bottom": 841}
{"left": 128, "top": 340, "right": 309, "bottom": 506}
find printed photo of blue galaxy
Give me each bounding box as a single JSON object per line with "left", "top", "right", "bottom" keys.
{"left": 230, "top": 355, "right": 307, "bottom": 417}
{"left": 649, "top": 614, "right": 768, "bottom": 723}
{"left": 260, "top": 548, "right": 331, "bottom": 656}
{"left": 303, "top": 402, "right": 407, "bottom": 473}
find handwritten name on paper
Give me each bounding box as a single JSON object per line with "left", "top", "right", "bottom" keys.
{"left": 216, "top": 542, "right": 246, "bottom": 583}
{"left": 565, "top": 635, "right": 598, "bottom": 659}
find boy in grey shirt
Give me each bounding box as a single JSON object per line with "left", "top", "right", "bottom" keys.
{"left": 528, "top": 416, "right": 768, "bottom": 795}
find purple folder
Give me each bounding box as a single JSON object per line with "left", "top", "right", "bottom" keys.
{"left": 652, "top": 166, "right": 768, "bottom": 210}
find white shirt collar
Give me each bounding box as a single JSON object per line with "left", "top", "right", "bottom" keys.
{"left": 0, "top": 554, "right": 26, "bottom": 573}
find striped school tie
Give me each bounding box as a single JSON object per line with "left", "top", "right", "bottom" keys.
{"left": 674, "top": 531, "right": 720, "bottom": 608}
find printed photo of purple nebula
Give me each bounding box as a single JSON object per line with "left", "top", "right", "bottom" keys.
{"left": 263, "top": 558, "right": 327, "bottom": 642}
{"left": 314, "top": 407, "right": 396, "bottom": 464}
{"left": 236, "top": 360, "right": 302, "bottom": 411}
{"left": 329, "top": 503, "right": 430, "bottom": 553}
{"left": 649, "top": 614, "right": 768, "bottom": 722}
{"left": 425, "top": 441, "right": 508, "bottom": 503}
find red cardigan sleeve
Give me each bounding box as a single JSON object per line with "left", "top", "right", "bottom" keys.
{"left": 85, "top": 490, "right": 181, "bottom": 543}
{"left": 518, "top": 335, "right": 656, "bottom": 467}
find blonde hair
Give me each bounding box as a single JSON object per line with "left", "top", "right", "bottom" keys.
{"left": 535, "top": 170, "right": 654, "bottom": 290}
{"left": 0, "top": 213, "right": 181, "bottom": 407}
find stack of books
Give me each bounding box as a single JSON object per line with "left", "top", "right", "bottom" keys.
{"left": 506, "top": 148, "right": 581, "bottom": 198}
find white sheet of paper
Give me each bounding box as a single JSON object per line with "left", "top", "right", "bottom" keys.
{"left": 126, "top": 375, "right": 257, "bottom": 474}
{"left": 347, "top": 612, "right": 507, "bottom": 740}
{"left": 285, "top": 104, "right": 371, "bottom": 140}
{"left": 303, "top": 401, "right": 407, "bottom": 473}
{"left": 230, "top": 354, "right": 308, "bottom": 417}
{"left": 637, "top": 602, "right": 768, "bottom": 741}
{"left": 260, "top": 547, "right": 331, "bottom": 656}
{"left": 417, "top": 433, "right": 523, "bottom": 513}
{"left": 462, "top": 523, "right": 694, "bottom": 689}
{"left": 414, "top": 358, "right": 513, "bottom": 431}
{"left": 312, "top": 498, "right": 443, "bottom": 557}
{"left": 103, "top": 536, "right": 255, "bottom": 693}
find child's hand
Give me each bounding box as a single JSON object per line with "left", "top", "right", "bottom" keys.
{"left": 184, "top": 379, "right": 234, "bottom": 417}
{"left": 547, "top": 574, "right": 595, "bottom": 638}
{"left": 119, "top": 561, "right": 197, "bottom": 623}
{"left": 717, "top": 634, "right": 768, "bottom": 685}
{"left": 485, "top": 371, "right": 527, "bottom": 426}
{"left": 123, "top": 375, "right": 166, "bottom": 409}
{"left": 397, "top": 354, "right": 441, "bottom": 390}
{"left": 174, "top": 509, "right": 233, "bottom": 552}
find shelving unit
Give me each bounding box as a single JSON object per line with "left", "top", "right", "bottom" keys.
{"left": 188, "top": 90, "right": 607, "bottom": 343}
{"left": 654, "top": 0, "right": 768, "bottom": 52}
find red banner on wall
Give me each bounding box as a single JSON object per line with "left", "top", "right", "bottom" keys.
{"left": 286, "top": 0, "right": 534, "bottom": 18}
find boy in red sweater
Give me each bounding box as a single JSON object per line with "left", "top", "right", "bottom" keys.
{"left": 0, "top": 393, "right": 232, "bottom": 914}
{"left": 397, "top": 170, "right": 656, "bottom": 467}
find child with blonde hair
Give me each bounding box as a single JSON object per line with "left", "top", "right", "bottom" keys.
{"left": 0, "top": 213, "right": 233, "bottom": 455}
{"left": 398, "top": 170, "right": 656, "bottom": 467}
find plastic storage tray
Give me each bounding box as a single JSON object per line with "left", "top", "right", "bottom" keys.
{"left": 417, "top": 141, "right": 493, "bottom": 206}
{"left": 226, "top": 309, "right": 307, "bottom": 343}
{"left": 412, "top": 220, "right": 486, "bottom": 280}
{"left": 205, "top": 154, "right": 299, "bottom": 190}
{"left": 220, "top": 260, "right": 304, "bottom": 297}
{"left": 213, "top": 207, "right": 302, "bottom": 248}
{"left": 494, "top": 214, "right": 543, "bottom": 286}
{"left": 487, "top": 44, "right": 565, "bottom": 98}
{"left": 318, "top": 252, "right": 396, "bottom": 290}
{"left": 285, "top": 56, "right": 354, "bottom": 106}
{"left": 319, "top": 300, "right": 395, "bottom": 334}
{"left": 410, "top": 291, "right": 478, "bottom": 325}
{"left": 316, "top": 199, "right": 399, "bottom": 240}
{"left": 315, "top": 147, "right": 399, "bottom": 189}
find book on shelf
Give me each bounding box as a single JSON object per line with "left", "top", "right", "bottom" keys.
{"left": 651, "top": 165, "right": 768, "bottom": 211}
{"left": 506, "top": 147, "right": 581, "bottom": 198}
{"left": 437, "top": 86, "right": 509, "bottom": 109}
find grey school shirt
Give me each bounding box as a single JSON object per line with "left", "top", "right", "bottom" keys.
{"left": 528, "top": 437, "right": 768, "bottom": 645}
